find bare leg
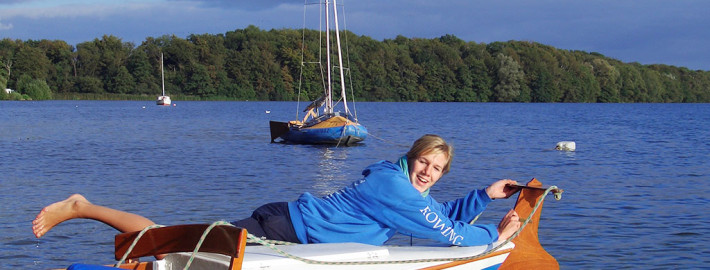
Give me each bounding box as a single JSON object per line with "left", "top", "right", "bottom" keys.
{"left": 32, "top": 194, "right": 155, "bottom": 238}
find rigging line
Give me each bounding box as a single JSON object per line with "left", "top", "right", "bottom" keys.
{"left": 295, "top": 0, "right": 309, "bottom": 121}
{"left": 325, "top": 0, "right": 333, "bottom": 114}
{"left": 335, "top": 126, "right": 346, "bottom": 147}
{"left": 332, "top": 95, "right": 344, "bottom": 109}
{"left": 346, "top": 67, "right": 358, "bottom": 121}
{"left": 319, "top": 1, "right": 327, "bottom": 104}
{"left": 301, "top": 0, "right": 328, "bottom": 121}
{"left": 338, "top": 0, "right": 360, "bottom": 121}
{"left": 365, "top": 132, "right": 410, "bottom": 148}
{"left": 332, "top": 0, "right": 349, "bottom": 116}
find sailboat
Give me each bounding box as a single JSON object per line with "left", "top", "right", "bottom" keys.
{"left": 269, "top": 0, "right": 367, "bottom": 145}
{"left": 156, "top": 53, "right": 171, "bottom": 106}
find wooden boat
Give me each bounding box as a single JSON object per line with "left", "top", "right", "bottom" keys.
{"left": 156, "top": 53, "right": 171, "bottom": 106}
{"left": 269, "top": 0, "right": 367, "bottom": 145}
{"left": 67, "top": 179, "right": 561, "bottom": 270}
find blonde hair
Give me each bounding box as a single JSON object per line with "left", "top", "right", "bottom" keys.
{"left": 406, "top": 134, "right": 454, "bottom": 174}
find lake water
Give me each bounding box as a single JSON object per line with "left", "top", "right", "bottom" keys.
{"left": 1, "top": 101, "right": 709, "bottom": 269}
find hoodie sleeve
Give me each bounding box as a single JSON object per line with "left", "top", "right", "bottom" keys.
{"left": 427, "top": 189, "right": 493, "bottom": 222}
{"left": 360, "top": 161, "right": 499, "bottom": 246}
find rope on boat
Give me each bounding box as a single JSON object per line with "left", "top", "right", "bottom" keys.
{"left": 365, "top": 132, "right": 410, "bottom": 148}
{"left": 335, "top": 124, "right": 347, "bottom": 147}
{"left": 181, "top": 221, "right": 228, "bottom": 270}
{"left": 469, "top": 185, "right": 563, "bottom": 225}
{"left": 114, "top": 224, "right": 165, "bottom": 268}
{"left": 115, "top": 186, "right": 561, "bottom": 268}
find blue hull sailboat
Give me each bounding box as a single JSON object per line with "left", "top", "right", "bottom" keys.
{"left": 270, "top": 113, "right": 367, "bottom": 145}
{"left": 270, "top": 0, "right": 367, "bottom": 146}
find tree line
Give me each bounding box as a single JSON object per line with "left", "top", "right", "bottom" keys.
{"left": 1, "top": 25, "right": 709, "bottom": 102}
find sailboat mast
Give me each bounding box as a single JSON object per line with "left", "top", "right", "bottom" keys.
{"left": 324, "top": 0, "right": 333, "bottom": 114}
{"left": 161, "top": 53, "right": 165, "bottom": 96}
{"left": 331, "top": 0, "right": 349, "bottom": 115}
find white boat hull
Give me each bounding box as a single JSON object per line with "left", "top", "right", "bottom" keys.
{"left": 95, "top": 179, "right": 559, "bottom": 270}
{"left": 156, "top": 242, "right": 514, "bottom": 270}
{"left": 156, "top": 96, "right": 171, "bottom": 106}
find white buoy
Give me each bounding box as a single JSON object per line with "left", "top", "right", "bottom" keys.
{"left": 555, "top": 141, "right": 576, "bottom": 151}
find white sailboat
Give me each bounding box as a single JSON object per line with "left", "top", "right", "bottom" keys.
{"left": 156, "top": 53, "right": 171, "bottom": 106}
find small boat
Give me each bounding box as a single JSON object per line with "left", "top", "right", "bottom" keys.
{"left": 269, "top": 0, "right": 366, "bottom": 145}
{"left": 67, "top": 179, "right": 562, "bottom": 270}
{"left": 156, "top": 53, "right": 171, "bottom": 106}
{"left": 156, "top": 95, "right": 171, "bottom": 106}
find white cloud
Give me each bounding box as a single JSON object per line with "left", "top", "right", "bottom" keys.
{"left": 0, "top": 17, "right": 14, "bottom": 30}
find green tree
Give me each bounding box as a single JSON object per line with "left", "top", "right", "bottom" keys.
{"left": 493, "top": 54, "right": 524, "bottom": 102}
{"left": 14, "top": 44, "right": 51, "bottom": 81}
{"left": 640, "top": 67, "right": 663, "bottom": 102}
{"left": 592, "top": 58, "right": 621, "bottom": 102}
{"left": 530, "top": 68, "right": 559, "bottom": 102}
{"left": 74, "top": 76, "right": 104, "bottom": 93}
{"left": 185, "top": 63, "right": 215, "bottom": 97}
{"left": 0, "top": 39, "right": 19, "bottom": 90}
{"left": 7, "top": 92, "right": 23, "bottom": 100}
{"left": 75, "top": 40, "right": 101, "bottom": 77}
{"left": 17, "top": 74, "right": 52, "bottom": 100}
{"left": 617, "top": 64, "right": 644, "bottom": 102}
{"left": 127, "top": 48, "right": 158, "bottom": 95}
{"left": 2, "top": 28, "right": 710, "bottom": 102}
{"left": 37, "top": 40, "right": 74, "bottom": 93}
{"left": 96, "top": 35, "right": 133, "bottom": 93}
{"left": 111, "top": 66, "right": 135, "bottom": 94}
{"left": 460, "top": 42, "right": 493, "bottom": 102}
{"left": 0, "top": 67, "right": 7, "bottom": 100}
{"left": 0, "top": 63, "right": 7, "bottom": 90}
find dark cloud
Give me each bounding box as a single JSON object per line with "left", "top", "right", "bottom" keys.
{"left": 166, "top": 0, "right": 294, "bottom": 11}
{"left": 343, "top": 0, "right": 710, "bottom": 69}
{"left": 2, "top": 0, "right": 709, "bottom": 70}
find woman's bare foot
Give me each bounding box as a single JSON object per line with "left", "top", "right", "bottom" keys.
{"left": 32, "top": 194, "right": 91, "bottom": 238}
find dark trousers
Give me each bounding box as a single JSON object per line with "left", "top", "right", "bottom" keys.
{"left": 231, "top": 202, "right": 301, "bottom": 243}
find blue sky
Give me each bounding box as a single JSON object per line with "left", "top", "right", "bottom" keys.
{"left": 1, "top": 0, "right": 709, "bottom": 70}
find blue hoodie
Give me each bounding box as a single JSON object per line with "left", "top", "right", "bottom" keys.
{"left": 287, "top": 159, "right": 499, "bottom": 246}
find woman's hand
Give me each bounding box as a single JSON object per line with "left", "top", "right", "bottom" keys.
{"left": 497, "top": 209, "right": 521, "bottom": 241}
{"left": 485, "top": 179, "right": 520, "bottom": 199}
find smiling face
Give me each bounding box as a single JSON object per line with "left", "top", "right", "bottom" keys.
{"left": 409, "top": 151, "right": 449, "bottom": 193}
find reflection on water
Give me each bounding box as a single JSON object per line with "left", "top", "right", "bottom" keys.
{"left": 312, "top": 147, "right": 350, "bottom": 195}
